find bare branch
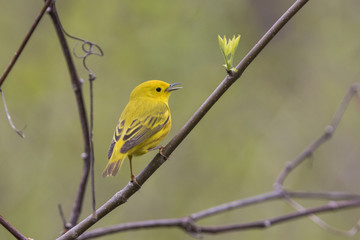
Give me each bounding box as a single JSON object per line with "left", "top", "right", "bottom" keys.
{"left": 285, "top": 197, "right": 360, "bottom": 237}
{"left": 191, "top": 191, "right": 281, "bottom": 221}
{"left": 75, "top": 189, "right": 360, "bottom": 239}
{"left": 274, "top": 83, "right": 360, "bottom": 188}
{"left": 233, "top": 0, "right": 309, "bottom": 78}
{"left": 48, "top": 0, "right": 104, "bottom": 223}
{"left": 52, "top": 8, "right": 104, "bottom": 219}
{"left": 191, "top": 190, "right": 360, "bottom": 222}
{"left": 0, "top": 89, "right": 25, "bottom": 138}
{"left": 78, "top": 218, "right": 188, "bottom": 240}
{"left": 89, "top": 78, "right": 97, "bottom": 219}
{"left": 58, "top": 204, "right": 70, "bottom": 231}
{"left": 77, "top": 197, "right": 360, "bottom": 239}
{"left": 0, "top": 0, "right": 53, "bottom": 137}
{"left": 0, "top": 0, "right": 52, "bottom": 88}
{"left": 0, "top": 214, "right": 29, "bottom": 240}
{"left": 56, "top": 0, "right": 310, "bottom": 239}
{"left": 197, "top": 199, "right": 360, "bottom": 234}
{"left": 273, "top": 83, "right": 360, "bottom": 234}
{"left": 47, "top": 2, "right": 91, "bottom": 229}
{"left": 285, "top": 191, "right": 360, "bottom": 200}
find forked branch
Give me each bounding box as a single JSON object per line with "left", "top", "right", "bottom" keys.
{"left": 0, "top": 0, "right": 52, "bottom": 88}
{"left": 47, "top": 2, "right": 91, "bottom": 229}
{"left": 75, "top": 197, "right": 360, "bottom": 239}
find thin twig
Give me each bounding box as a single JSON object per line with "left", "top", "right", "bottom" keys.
{"left": 0, "top": 0, "right": 50, "bottom": 138}
{"left": 56, "top": 1, "right": 310, "bottom": 239}
{"left": 285, "top": 197, "right": 360, "bottom": 237}
{"left": 274, "top": 83, "right": 360, "bottom": 188}
{"left": 0, "top": 0, "right": 52, "bottom": 88}
{"left": 0, "top": 214, "right": 29, "bottom": 240}
{"left": 58, "top": 204, "right": 69, "bottom": 231}
{"left": 285, "top": 191, "right": 360, "bottom": 200}
{"left": 77, "top": 219, "right": 187, "bottom": 240}
{"left": 55, "top": 11, "right": 104, "bottom": 78}
{"left": 47, "top": 2, "right": 91, "bottom": 229}
{"left": 89, "top": 77, "right": 97, "bottom": 219}
{"left": 0, "top": 89, "right": 25, "bottom": 138}
{"left": 191, "top": 191, "right": 281, "bottom": 221}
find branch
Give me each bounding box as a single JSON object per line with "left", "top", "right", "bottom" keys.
{"left": 47, "top": 2, "right": 91, "bottom": 229}
{"left": 77, "top": 191, "right": 360, "bottom": 239}
{"left": 73, "top": 191, "right": 360, "bottom": 238}
{"left": 285, "top": 197, "right": 360, "bottom": 237}
{"left": 57, "top": 0, "right": 310, "bottom": 239}
{"left": 274, "top": 83, "right": 360, "bottom": 187}
{"left": 0, "top": 0, "right": 52, "bottom": 88}
{"left": 77, "top": 196, "right": 360, "bottom": 239}
{"left": 0, "top": 214, "right": 29, "bottom": 240}
{"left": 0, "top": 0, "right": 94, "bottom": 234}
{"left": 196, "top": 198, "right": 360, "bottom": 234}
{"left": 0, "top": 0, "right": 53, "bottom": 137}
{"left": 0, "top": 89, "right": 25, "bottom": 138}
{"left": 188, "top": 190, "right": 360, "bottom": 224}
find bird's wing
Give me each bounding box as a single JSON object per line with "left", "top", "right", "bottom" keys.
{"left": 105, "top": 101, "right": 170, "bottom": 177}
{"left": 119, "top": 105, "right": 170, "bottom": 154}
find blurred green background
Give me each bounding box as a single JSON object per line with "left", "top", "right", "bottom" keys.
{"left": 1, "top": 0, "right": 360, "bottom": 239}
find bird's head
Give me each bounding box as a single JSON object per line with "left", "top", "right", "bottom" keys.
{"left": 130, "top": 80, "right": 181, "bottom": 102}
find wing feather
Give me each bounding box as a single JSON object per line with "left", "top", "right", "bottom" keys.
{"left": 120, "top": 105, "right": 170, "bottom": 154}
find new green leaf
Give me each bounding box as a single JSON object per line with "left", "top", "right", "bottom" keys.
{"left": 218, "top": 34, "right": 241, "bottom": 73}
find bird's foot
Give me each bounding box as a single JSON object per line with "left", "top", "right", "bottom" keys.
{"left": 131, "top": 175, "right": 141, "bottom": 188}
{"left": 149, "top": 146, "right": 168, "bottom": 159}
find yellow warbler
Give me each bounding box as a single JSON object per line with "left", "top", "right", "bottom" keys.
{"left": 102, "top": 80, "right": 181, "bottom": 180}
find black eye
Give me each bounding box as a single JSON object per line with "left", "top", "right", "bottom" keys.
{"left": 156, "top": 87, "right": 161, "bottom": 92}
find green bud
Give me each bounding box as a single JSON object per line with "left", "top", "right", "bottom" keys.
{"left": 218, "top": 34, "right": 241, "bottom": 73}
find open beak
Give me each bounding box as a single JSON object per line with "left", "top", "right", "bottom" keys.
{"left": 166, "top": 83, "right": 182, "bottom": 92}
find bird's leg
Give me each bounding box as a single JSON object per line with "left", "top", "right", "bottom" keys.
{"left": 148, "top": 146, "right": 168, "bottom": 159}
{"left": 128, "top": 156, "right": 140, "bottom": 187}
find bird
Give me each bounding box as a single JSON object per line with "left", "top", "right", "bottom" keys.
{"left": 102, "top": 80, "right": 181, "bottom": 181}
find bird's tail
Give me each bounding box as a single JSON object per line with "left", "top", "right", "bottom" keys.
{"left": 102, "top": 158, "right": 125, "bottom": 177}
{"left": 102, "top": 139, "right": 126, "bottom": 177}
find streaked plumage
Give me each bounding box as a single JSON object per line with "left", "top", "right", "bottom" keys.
{"left": 102, "top": 80, "right": 181, "bottom": 179}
